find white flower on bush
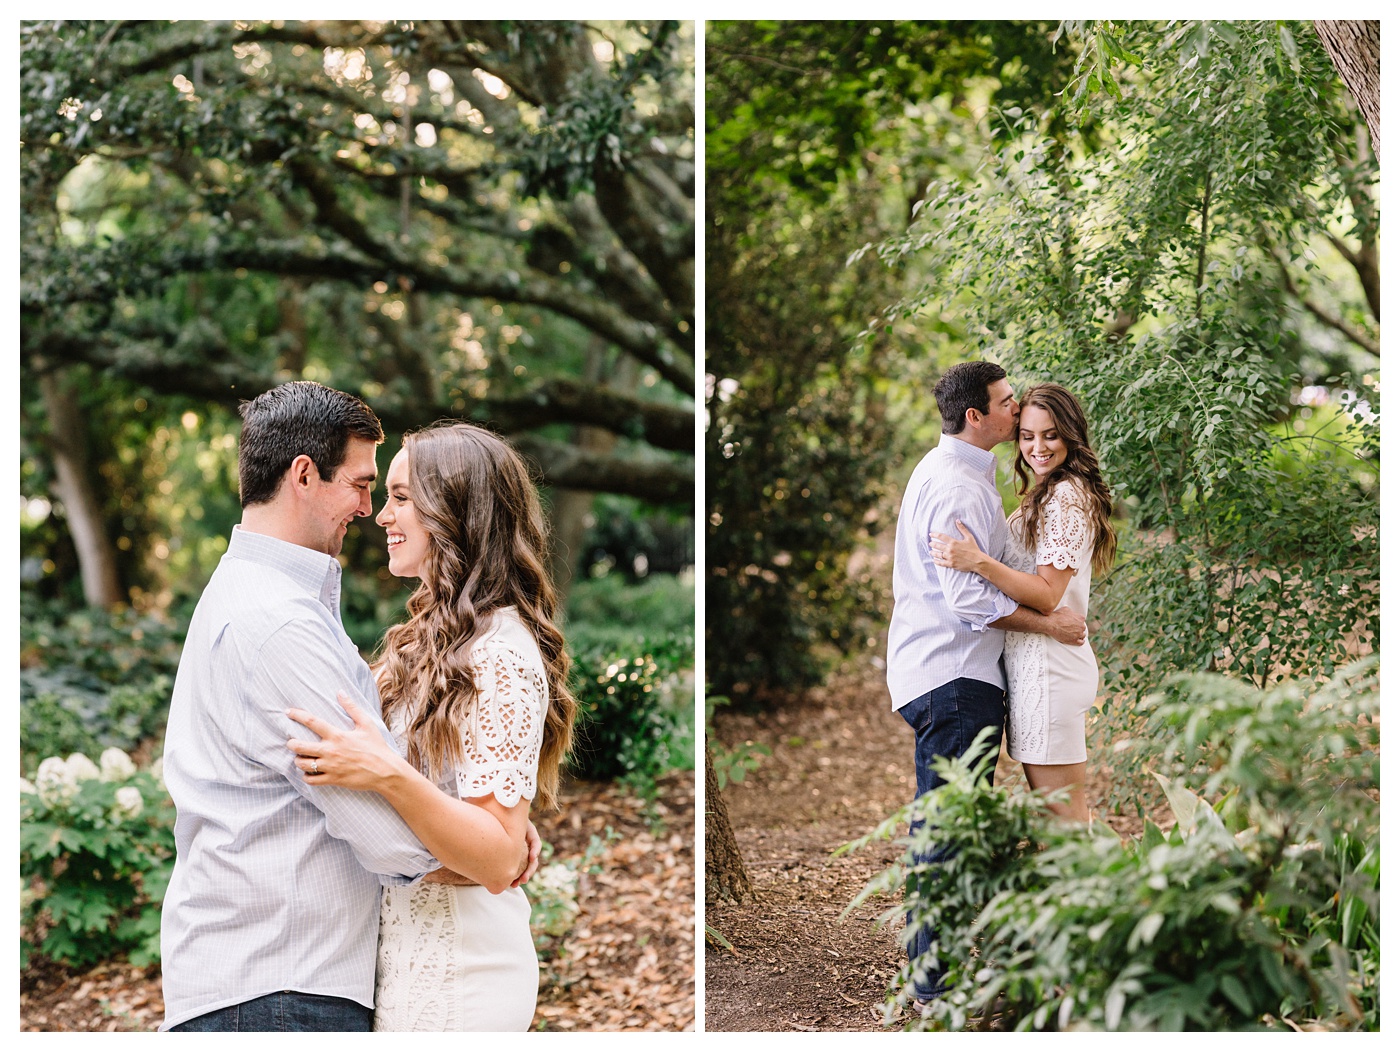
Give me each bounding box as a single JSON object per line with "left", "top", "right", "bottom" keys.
{"left": 532, "top": 862, "right": 578, "bottom": 893}
{"left": 100, "top": 747, "right": 138, "bottom": 782}
{"left": 20, "top": 778, "right": 37, "bottom": 796}
{"left": 66, "top": 752, "right": 102, "bottom": 782}
{"left": 150, "top": 756, "right": 165, "bottom": 789}
{"left": 527, "top": 862, "right": 581, "bottom": 937}
{"left": 35, "top": 756, "right": 78, "bottom": 804}
{"left": 114, "top": 786, "right": 144, "bottom": 819}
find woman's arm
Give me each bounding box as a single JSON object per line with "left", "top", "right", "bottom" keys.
{"left": 286, "top": 696, "right": 530, "bottom": 894}
{"left": 930, "top": 520, "right": 1072, "bottom": 615}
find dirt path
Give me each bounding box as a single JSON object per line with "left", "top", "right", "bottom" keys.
{"left": 705, "top": 663, "right": 1157, "bottom": 1033}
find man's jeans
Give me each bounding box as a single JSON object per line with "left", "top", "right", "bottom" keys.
{"left": 898, "top": 677, "right": 1006, "bottom": 1001}
{"left": 170, "top": 991, "right": 372, "bottom": 1032}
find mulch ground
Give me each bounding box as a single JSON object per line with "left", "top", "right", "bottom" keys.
{"left": 705, "top": 663, "right": 1166, "bottom": 1033}
{"left": 19, "top": 770, "right": 695, "bottom": 1033}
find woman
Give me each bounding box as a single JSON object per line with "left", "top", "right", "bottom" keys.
{"left": 930, "top": 383, "right": 1115, "bottom": 821}
{"left": 285, "top": 421, "right": 576, "bottom": 1030}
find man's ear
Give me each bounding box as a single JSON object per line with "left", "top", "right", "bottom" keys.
{"left": 964, "top": 407, "right": 983, "bottom": 430}
{"left": 287, "top": 454, "right": 319, "bottom": 493}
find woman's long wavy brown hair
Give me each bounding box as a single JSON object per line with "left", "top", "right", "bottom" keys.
{"left": 1012, "top": 384, "right": 1118, "bottom": 576}
{"left": 373, "top": 422, "right": 575, "bottom": 811}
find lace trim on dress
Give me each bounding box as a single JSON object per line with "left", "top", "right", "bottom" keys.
{"left": 1005, "top": 630, "right": 1048, "bottom": 762}
{"left": 1002, "top": 515, "right": 1047, "bottom": 761}
{"left": 375, "top": 884, "right": 462, "bottom": 1031}
{"left": 452, "top": 644, "right": 547, "bottom": 807}
{"left": 1034, "top": 480, "right": 1095, "bottom": 572}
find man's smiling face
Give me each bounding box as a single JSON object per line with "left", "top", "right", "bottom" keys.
{"left": 305, "top": 437, "right": 378, "bottom": 556}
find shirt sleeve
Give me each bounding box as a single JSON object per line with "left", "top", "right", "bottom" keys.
{"left": 244, "top": 612, "right": 438, "bottom": 884}
{"left": 452, "top": 645, "right": 546, "bottom": 807}
{"left": 927, "top": 483, "right": 1019, "bottom": 630}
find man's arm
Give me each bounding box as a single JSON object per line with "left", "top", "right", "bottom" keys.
{"left": 992, "top": 604, "right": 1087, "bottom": 646}
{"left": 242, "top": 615, "right": 438, "bottom": 882}
{"left": 928, "top": 485, "right": 1019, "bottom": 629}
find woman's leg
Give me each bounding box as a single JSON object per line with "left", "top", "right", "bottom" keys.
{"left": 1022, "top": 761, "right": 1090, "bottom": 822}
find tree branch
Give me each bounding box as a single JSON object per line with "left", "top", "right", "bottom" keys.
{"left": 1266, "top": 244, "right": 1380, "bottom": 357}
{"left": 510, "top": 434, "right": 691, "bottom": 505}
{"left": 24, "top": 328, "right": 694, "bottom": 450}
{"left": 486, "top": 378, "right": 692, "bottom": 452}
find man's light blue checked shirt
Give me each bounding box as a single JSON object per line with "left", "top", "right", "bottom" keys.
{"left": 160, "top": 527, "right": 436, "bottom": 1030}
{"left": 887, "top": 435, "right": 1019, "bottom": 710}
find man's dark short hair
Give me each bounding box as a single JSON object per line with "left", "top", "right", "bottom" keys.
{"left": 237, "top": 382, "right": 384, "bottom": 507}
{"left": 934, "top": 361, "right": 1008, "bottom": 435}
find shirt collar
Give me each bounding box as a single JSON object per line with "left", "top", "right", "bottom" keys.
{"left": 226, "top": 526, "right": 343, "bottom": 620}
{"left": 938, "top": 433, "right": 999, "bottom": 484}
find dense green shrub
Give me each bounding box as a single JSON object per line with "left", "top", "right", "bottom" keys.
{"left": 569, "top": 632, "right": 694, "bottom": 797}
{"left": 564, "top": 570, "right": 695, "bottom": 655}
{"left": 848, "top": 659, "right": 1378, "bottom": 1031}
{"left": 20, "top": 598, "right": 185, "bottom": 770}
{"left": 21, "top": 750, "right": 176, "bottom": 970}
{"left": 578, "top": 494, "right": 694, "bottom": 579}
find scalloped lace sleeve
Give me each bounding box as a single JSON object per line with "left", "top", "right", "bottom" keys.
{"left": 1036, "top": 481, "right": 1095, "bottom": 572}
{"left": 452, "top": 644, "right": 547, "bottom": 807}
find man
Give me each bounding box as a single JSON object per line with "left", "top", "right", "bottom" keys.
{"left": 886, "top": 360, "right": 1086, "bottom": 1005}
{"left": 160, "top": 382, "right": 534, "bottom": 1031}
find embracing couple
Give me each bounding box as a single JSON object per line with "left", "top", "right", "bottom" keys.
{"left": 159, "top": 381, "right": 575, "bottom": 1031}
{"left": 887, "top": 360, "right": 1117, "bottom": 1004}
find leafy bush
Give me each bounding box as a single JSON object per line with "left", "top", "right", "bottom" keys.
{"left": 20, "top": 597, "right": 185, "bottom": 770}
{"left": 568, "top": 631, "right": 694, "bottom": 798}
{"left": 21, "top": 750, "right": 176, "bottom": 970}
{"left": 578, "top": 494, "right": 694, "bottom": 579}
{"left": 564, "top": 570, "right": 695, "bottom": 655}
{"left": 849, "top": 660, "right": 1378, "bottom": 1031}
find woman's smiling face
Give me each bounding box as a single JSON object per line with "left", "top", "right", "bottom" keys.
{"left": 1018, "top": 404, "right": 1068, "bottom": 479}
{"left": 374, "top": 450, "right": 430, "bottom": 578}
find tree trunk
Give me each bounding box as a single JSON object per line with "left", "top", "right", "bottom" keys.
{"left": 548, "top": 486, "right": 593, "bottom": 604}
{"left": 37, "top": 368, "right": 125, "bottom": 608}
{"left": 1314, "top": 21, "right": 1380, "bottom": 156}
{"left": 704, "top": 746, "right": 753, "bottom": 903}
{"left": 543, "top": 343, "right": 638, "bottom": 602}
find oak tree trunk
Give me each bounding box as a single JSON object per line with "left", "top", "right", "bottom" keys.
{"left": 38, "top": 369, "right": 124, "bottom": 608}
{"left": 1314, "top": 21, "right": 1380, "bottom": 156}
{"left": 544, "top": 340, "right": 634, "bottom": 603}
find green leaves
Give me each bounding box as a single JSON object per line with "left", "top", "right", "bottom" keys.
{"left": 517, "top": 23, "right": 681, "bottom": 199}
{"left": 21, "top": 761, "right": 175, "bottom": 970}
{"left": 569, "top": 631, "right": 694, "bottom": 799}
{"left": 859, "top": 662, "right": 1377, "bottom": 1031}
{"left": 1059, "top": 21, "right": 1143, "bottom": 114}
{"left": 709, "top": 738, "right": 771, "bottom": 791}
{"left": 20, "top": 597, "right": 185, "bottom": 772}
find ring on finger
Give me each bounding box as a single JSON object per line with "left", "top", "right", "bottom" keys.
{"left": 310, "top": 758, "right": 319, "bottom": 775}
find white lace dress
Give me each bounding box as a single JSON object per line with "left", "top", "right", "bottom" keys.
{"left": 373, "top": 608, "right": 546, "bottom": 1032}
{"left": 1002, "top": 480, "right": 1101, "bottom": 766}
